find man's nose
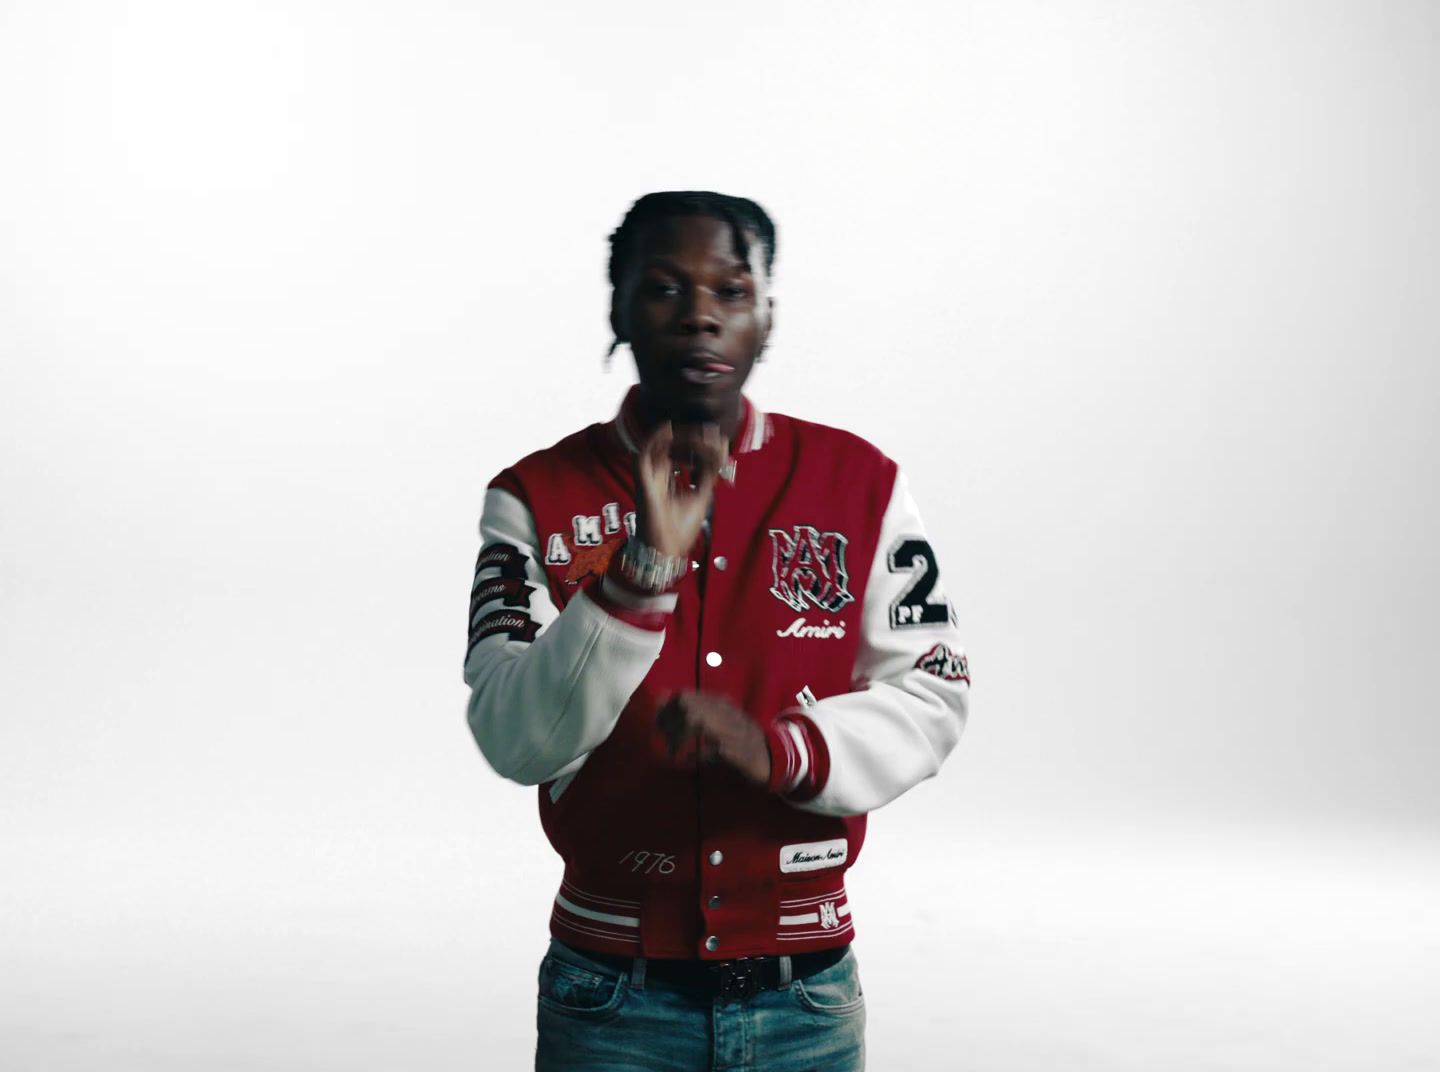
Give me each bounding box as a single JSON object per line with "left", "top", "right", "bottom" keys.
{"left": 678, "top": 287, "right": 721, "bottom": 335}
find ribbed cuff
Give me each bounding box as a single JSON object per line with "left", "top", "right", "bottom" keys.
{"left": 575, "top": 555, "right": 673, "bottom": 632}
{"left": 765, "top": 713, "right": 829, "bottom": 800}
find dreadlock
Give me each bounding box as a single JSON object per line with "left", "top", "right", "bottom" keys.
{"left": 608, "top": 191, "right": 777, "bottom": 289}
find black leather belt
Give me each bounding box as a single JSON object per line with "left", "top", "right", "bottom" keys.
{"left": 571, "top": 943, "right": 850, "bottom": 1004}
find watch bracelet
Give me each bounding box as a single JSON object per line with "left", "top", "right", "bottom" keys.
{"left": 619, "top": 536, "right": 689, "bottom": 593}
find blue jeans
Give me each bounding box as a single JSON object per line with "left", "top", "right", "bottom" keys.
{"left": 535, "top": 939, "right": 866, "bottom": 1071}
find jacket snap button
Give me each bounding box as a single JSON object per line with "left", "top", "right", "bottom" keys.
{"left": 708, "top": 850, "right": 724, "bottom": 866}
{"left": 705, "top": 935, "right": 720, "bottom": 952}
{"left": 705, "top": 651, "right": 723, "bottom": 667}
{"left": 713, "top": 556, "right": 728, "bottom": 570}
{"left": 709, "top": 894, "right": 722, "bottom": 908}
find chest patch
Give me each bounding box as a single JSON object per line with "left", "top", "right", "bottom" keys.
{"left": 544, "top": 502, "right": 636, "bottom": 585}
{"left": 768, "top": 526, "right": 855, "bottom": 614}
{"left": 779, "top": 838, "right": 849, "bottom": 873}
{"left": 561, "top": 540, "right": 622, "bottom": 585}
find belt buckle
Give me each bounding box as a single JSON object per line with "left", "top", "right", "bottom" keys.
{"left": 711, "top": 957, "right": 763, "bottom": 1004}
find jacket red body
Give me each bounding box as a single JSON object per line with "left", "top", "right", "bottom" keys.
{"left": 465, "top": 390, "right": 969, "bottom": 961}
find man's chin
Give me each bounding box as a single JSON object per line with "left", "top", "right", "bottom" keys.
{"left": 651, "top": 389, "right": 733, "bottom": 428}
{"left": 671, "top": 398, "right": 723, "bottom": 426}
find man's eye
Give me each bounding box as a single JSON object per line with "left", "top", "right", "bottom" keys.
{"left": 720, "top": 285, "right": 749, "bottom": 299}
{"left": 649, "top": 283, "right": 681, "bottom": 298}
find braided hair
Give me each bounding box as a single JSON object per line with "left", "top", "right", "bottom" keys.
{"left": 606, "top": 191, "right": 777, "bottom": 360}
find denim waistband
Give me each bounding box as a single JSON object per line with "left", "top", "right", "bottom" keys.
{"left": 556, "top": 940, "right": 850, "bottom": 1002}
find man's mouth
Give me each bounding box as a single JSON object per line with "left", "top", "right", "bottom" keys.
{"left": 678, "top": 352, "right": 735, "bottom": 384}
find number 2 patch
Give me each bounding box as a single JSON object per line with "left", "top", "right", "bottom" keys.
{"left": 887, "top": 537, "right": 954, "bottom": 628}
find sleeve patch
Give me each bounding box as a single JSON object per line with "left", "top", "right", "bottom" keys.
{"left": 475, "top": 542, "right": 528, "bottom": 579}
{"left": 467, "top": 609, "right": 541, "bottom": 658}
{"left": 887, "top": 536, "right": 954, "bottom": 629}
{"left": 470, "top": 576, "right": 534, "bottom": 616}
{"left": 915, "top": 644, "right": 969, "bottom": 684}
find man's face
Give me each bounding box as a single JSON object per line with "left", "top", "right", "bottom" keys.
{"left": 613, "top": 214, "right": 773, "bottom": 429}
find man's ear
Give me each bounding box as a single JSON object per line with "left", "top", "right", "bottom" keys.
{"left": 755, "top": 296, "right": 776, "bottom": 362}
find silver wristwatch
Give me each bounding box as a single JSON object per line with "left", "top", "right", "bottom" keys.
{"left": 618, "top": 537, "right": 689, "bottom": 594}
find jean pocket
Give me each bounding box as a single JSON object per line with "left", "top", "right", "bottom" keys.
{"left": 537, "top": 950, "right": 629, "bottom": 1021}
{"left": 792, "top": 949, "right": 865, "bottom": 1016}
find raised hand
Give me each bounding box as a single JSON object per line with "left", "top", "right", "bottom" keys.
{"left": 633, "top": 421, "right": 730, "bottom": 559}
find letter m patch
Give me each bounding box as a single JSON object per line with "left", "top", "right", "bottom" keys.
{"left": 768, "top": 526, "right": 855, "bottom": 614}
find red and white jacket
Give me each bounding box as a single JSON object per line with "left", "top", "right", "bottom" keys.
{"left": 464, "top": 387, "right": 970, "bottom": 960}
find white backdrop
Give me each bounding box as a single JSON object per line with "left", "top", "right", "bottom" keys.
{"left": 3, "top": 2, "right": 1438, "bottom": 1069}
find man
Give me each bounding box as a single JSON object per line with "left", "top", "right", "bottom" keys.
{"left": 464, "top": 191, "right": 970, "bottom": 1071}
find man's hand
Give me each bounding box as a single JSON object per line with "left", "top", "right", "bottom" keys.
{"left": 656, "top": 692, "right": 771, "bottom": 787}
{"left": 633, "top": 422, "right": 730, "bottom": 559}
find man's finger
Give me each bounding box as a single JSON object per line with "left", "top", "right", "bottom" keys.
{"left": 638, "top": 421, "right": 674, "bottom": 481}
{"left": 699, "top": 429, "right": 731, "bottom": 488}
{"left": 687, "top": 423, "right": 725, "bottom": 472}
{"left": 697, "top": 734, "right": 721, "bottom": 764}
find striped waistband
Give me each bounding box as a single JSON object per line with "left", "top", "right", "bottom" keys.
{"left": 550, "top": 876, "right": 855, "bottom": 953}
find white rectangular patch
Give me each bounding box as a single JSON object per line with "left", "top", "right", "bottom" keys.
{"left": 779, "top": 838, "right": 848, "bottom": 874}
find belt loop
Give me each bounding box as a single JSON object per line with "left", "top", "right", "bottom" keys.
{"left": 777, "top": 954, "right": 792, "bottom": 988}
{"left": 629, "top": 956, "right": 647, "bottom": 991}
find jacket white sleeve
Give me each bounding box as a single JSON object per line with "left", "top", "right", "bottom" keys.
{"left": 785, "top": 470, "right": 970, "bottom": 817}
{"left": 463, "top": 486, "right": 673, "bottom": 786}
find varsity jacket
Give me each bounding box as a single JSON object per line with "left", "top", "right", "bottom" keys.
{"left": 464, "top": 387, "right": 970, "bottom": 961}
